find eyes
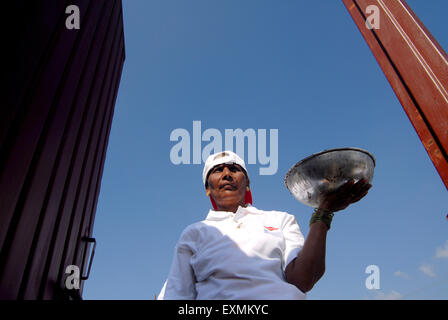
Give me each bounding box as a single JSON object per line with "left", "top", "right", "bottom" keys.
{"left": 211, "top": 164, "right": 242, "bottom": 174}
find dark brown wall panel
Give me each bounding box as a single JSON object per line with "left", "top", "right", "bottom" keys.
{"left": 0, "top": 0, "right": 125, "bottom": 299}
{"left": 72, "top": 40, "right": 125, "bottom": 296}
{"left": 41, "top": 0, "right": 123, "bottom": 300}
{"left": 2, "top": 1, "right": 68, "bottom": 148}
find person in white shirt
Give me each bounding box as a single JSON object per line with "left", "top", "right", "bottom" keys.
{"left": 158, "top": 151, "right": 371, "bottom": 299}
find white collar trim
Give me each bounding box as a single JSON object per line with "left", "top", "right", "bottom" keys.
{"left": 205, "top": 205, "right": 263, "bottom": 221}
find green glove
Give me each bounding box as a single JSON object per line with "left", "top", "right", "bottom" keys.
{"left": 310, "top": 208, "right": 334, "bottom": 230}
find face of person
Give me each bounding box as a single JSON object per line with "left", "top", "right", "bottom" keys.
{"left": 206, "top": 163, "right": 249, "bottom": 211}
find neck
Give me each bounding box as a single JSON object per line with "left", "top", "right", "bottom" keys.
{"left": 216, "top": 201, "right": 246, "bottom": 213}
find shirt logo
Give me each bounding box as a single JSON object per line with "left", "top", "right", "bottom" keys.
{"left": 264, "top": 226, "right": 279, "bottom": 231}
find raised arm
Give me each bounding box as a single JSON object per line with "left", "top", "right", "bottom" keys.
{"left": 285, "top": 178, "right": 371, "bottom": 293}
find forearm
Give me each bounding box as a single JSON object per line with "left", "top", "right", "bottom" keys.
{"left": 285, "top": 221, "right": 328, "bottom": 292}
{"left": 285, "top": 179, "right": 371, "bottom": 293}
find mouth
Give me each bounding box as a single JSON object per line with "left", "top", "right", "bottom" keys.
{"left": 220, "top": 183, "right": 236, "bottom": 190}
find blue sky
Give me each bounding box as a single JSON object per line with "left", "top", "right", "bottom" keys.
{"left": 83, "top": 0, "right": 448, "bottom": 300}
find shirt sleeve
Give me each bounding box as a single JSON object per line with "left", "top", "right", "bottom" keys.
{"left": 157, "top": 226, "right": 198, "bottom": 300}
{"left": 281, "top": 213, "right": 305, "bottom": 272}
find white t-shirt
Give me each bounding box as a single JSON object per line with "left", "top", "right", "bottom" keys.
{"left": 158, "top": 205, "right": 306, "bottom": 300}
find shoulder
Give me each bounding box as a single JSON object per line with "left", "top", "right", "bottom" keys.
{"left": 251, "top": 206, "right": 295, "bottom": 219}
{"left": 177, "top": 219, "right": 213, "bottom": 243}
{"left": 179, "top": 220, "right": 204, "bottom": 238}
{"left": 250, "top": 206, "right": 299, "bottom": 227}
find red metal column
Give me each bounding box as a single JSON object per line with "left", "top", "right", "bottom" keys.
{"left": 342, "top": 0, "right": 448, "bottom": 190}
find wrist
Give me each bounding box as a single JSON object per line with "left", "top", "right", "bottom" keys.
{"left": 310, "top": 208, "right": 334, "bottom": 230}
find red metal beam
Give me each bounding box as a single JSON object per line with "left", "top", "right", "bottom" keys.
{"left": 342, "top": 0, "right": 448, "bottom": 190}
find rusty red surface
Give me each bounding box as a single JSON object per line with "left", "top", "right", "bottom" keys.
{"left": 342, "top": 0, "right": 448, "bottom": 190}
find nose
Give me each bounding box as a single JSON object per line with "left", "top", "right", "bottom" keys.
{"left": 221, "top": 166, "right": 233, "bottom": 179}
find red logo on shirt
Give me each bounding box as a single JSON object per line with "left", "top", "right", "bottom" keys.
{"left": 264, "top": 226, "right": 279, "bottom": 231}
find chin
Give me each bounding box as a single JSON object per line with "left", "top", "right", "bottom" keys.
{"left": 217, "top": 197, "right": 244, "bottom": 206}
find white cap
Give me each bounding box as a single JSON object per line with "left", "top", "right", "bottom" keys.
{"left": 203, "top": 151, "right": 248, "bottom": 186}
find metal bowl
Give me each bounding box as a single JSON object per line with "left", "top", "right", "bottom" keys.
{"left": 284, "top": 147, "right": 375, "bottom": 208}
